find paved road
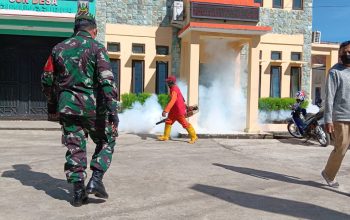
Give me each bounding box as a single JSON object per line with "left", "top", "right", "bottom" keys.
{"left": 0, "top": 130, "right": 349, "bottom": 220}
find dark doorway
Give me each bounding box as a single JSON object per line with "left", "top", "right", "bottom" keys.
{"left": 270, "top": 66, "right": 281, "bottom": 98}
{"left": 132, "top": 60, "right": 144, "bottom": 94}
{"left": 110, "top": 58, "right": 121, "bottom": 100}
{"left": 0, "top": 34, "right": 65, "bottom": 119}
{"left": 156, "top": 61, "right": 168, "bottom": 94}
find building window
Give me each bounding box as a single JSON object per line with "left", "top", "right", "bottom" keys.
{"left": 293, "top": 0, "right": 303, "bottom": 10}
{"left": 270, "top": 66, "right": 281, "bottom": 97}
{"left": 315, "top": 87, "right": 321, "bottom": 104}
{"left": 254, "top": 0, "right": 263, "bottom": 6}
{"left": 132, "top": 60, "right": 144, "bottom": 94}
{"left": 273, "top": 0, "right": 283, "bottom": 8}
{"left": 259, "top": 50, "right": 262, "bottom": 60}
{"left": 291, "top": 52, "right": 302, "bottom": 61}
{"left": 156, "top": 46, "right": 169, "bottom": 55}
{"left": 110, "top": 59, "right": 121, "bottom": 100}
{"left": 290, "top": 67, "right": 301, "bottom": 97}
{"left": 156, "top": 61, "right": 168, "bottom": 94}
{"left": 259, "top": 65, "right": 262, "bottom": 98}
{"left": 107, "top": 42, "right": 120, "bottom": 52}
{"left": 271, "top": 51, "right": 282, "bottom": 60}
{"left": 132, "top": 43, "right": 145, "bottom": 54}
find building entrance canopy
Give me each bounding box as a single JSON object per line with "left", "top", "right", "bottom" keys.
{"left": 178, "top": 22, "right": 272, "bottom": 38}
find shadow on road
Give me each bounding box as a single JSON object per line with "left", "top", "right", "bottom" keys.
{"left": 276, "top": 138, "right": 323, "bottom": 147}
{"left": 191, "top": 184, "right": 350, "bottom": 220}
{"left": 1, "top": 164, "right": 105, "bottom": 205}
{"left": 213, "top": 163, "right": 350, "bottom": 197}
{"left": 133, "top": 133, "right": 159, "bottom": 140}
{"left": 133, "top": 133, "right": 189, "bottom": 143}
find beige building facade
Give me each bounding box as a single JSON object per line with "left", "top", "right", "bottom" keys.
{"left": 0, "top": 0, "right": 339, "bottom": 126}
{"left": 103, "top": 0, "right": 340, "bottom": 132}
{"left": 105, "top": 24, "right": 173, "bottom": 97}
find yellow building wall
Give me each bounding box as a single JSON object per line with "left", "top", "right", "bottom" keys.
{"left": 258, "top": 34, "right": 304, "bottom": 98}
{"left": 105, "top": 24, "right": 173, "bottom": 95}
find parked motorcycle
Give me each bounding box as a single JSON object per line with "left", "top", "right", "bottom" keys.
{"left": 287, "top": 100, "right": 330, "bottom": 147}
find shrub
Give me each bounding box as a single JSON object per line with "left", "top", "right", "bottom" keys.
{"left": 158, "top": 94, "right": 170, "bottom": 109}
{"left": 258, "top": 97, "right": 308, "bottom": 111}
{"left": 120, "top": 93, "right": 169, "bottom": 111}
{"left": 121, "top": 93, "right": 138, "bottom": 110}
{"left": 137, "top": 93, "right": 152, "bottom": 104}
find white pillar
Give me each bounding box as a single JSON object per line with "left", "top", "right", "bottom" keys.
{"left": 245, "top": 36, "right": 261, "bottom": 133}
{"left": 182, "top": 33, "right": 200, "bottom": 125}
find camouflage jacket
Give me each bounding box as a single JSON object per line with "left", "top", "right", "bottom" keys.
{"left": 41, "top": 31, "right": 119, "bottom": 122}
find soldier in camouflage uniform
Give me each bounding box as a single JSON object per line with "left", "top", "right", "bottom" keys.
{"left": 41, "top": 13, "right": 119, "bottom": 207}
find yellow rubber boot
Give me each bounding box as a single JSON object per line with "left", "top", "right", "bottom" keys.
{"left": 186, "top": 124, "right": 198, "bottom": 144}
{"left": 158, "top": 124, "right": 171, "bottom": 141}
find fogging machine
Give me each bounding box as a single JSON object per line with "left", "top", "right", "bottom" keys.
{"left": 155, "top": 105, "right": 199, "bottom": 125}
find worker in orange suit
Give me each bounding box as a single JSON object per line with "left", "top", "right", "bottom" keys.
{"left": 158, "top": 75, "right": 198, "bottom": 144}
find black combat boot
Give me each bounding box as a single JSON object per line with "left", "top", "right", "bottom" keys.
{"left": 71, "top": 181, "right": 88, "bottom": 207}
{"left": 86, "top": 170, "right": 108, "bottom": 199}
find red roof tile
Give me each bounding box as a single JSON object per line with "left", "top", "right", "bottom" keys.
{"left": 178, "top": 22, "right": 272, "bottom": 37}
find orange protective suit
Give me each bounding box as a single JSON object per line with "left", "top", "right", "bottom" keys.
{"left": 164, "top": 85, "right": 189, "bottom": 128}
{"left": 158, "top": 76, "right": 198, "bottom": 144}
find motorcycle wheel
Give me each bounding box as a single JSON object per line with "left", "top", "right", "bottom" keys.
{"left": 287, "top": 121, "right": 303, "bottom": 138}
{"left": 315, "top": 125, "right": 330, "bottom": 147}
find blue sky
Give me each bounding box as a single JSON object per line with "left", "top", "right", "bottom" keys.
{"left": 313, "top": 0, "right": 350, "bottom": 43}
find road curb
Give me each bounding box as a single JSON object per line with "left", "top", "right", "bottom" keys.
{"left": 179, "top": 132, "right": 293, "bottom": 139}
{"left": 0, "top": 128, "right": 61, "bottom": 131}
{"left": 0, "top": 127, "right": 293, "bottom": 139}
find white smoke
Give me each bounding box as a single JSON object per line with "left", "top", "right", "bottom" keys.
{"left": 196, "top": 39, "right": 247, "bottom": 133}
{"left": 119, "top": 39, "right": 248, "bottom": 135}
{"left": 258, "top": 102, "right": 320, "bottom": 123}
{"left": 118, "top": 95, "right": 162, "bottom": 134}
{"left": 306, "top": 102, "right": 320, "bottom": 114}
{"left": 258, "top": 110, "right": 291, "bottom": 123}
{"left": 118, "top": 36, "right": 323, "bottom": 135}
{"left": 118, "top": 94, "right": 183, "bottom": 136}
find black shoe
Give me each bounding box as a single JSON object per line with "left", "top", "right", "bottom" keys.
{"left": 71, "top": 181, "right": 88, "bottom": 207}
{"left": 86, "top": 170, "right": 108, "bottom": 199}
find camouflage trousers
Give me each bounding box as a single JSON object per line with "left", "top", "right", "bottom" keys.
{"left": 60, "top": 114, "right": 116, "bottom": 183}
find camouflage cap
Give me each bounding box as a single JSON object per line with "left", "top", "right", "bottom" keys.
{"left": 75, "top": 12, "right": 96, "bottom": 24}
{"left": 74, "top": 11, "right": 96, "bottom": 34}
